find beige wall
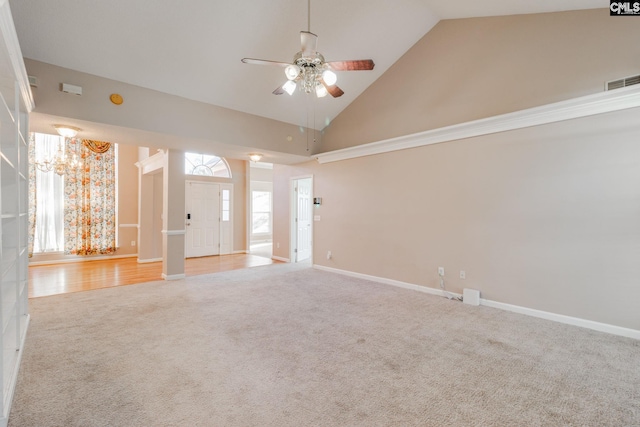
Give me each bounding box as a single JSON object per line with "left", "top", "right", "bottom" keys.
{"left": 25, "top": 59, "right": 311, "bottom": 159}
{"left": 116, "top": 143, "right": 139, "bottom": 255}
{"left": 319, "top": 9, "right": 640, "bottom": 152}
{"left": 273, "top": 107, "right": 640, "bottom": 330}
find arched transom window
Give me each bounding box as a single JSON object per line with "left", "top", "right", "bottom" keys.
{"left": 185, "top": 152, "right": 231, "bottom": 178}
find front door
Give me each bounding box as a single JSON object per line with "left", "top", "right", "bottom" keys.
{"left": 185, "top": 182, "right": 220, "bottom": 258}
{"left": 295, "top": 178, "right": 312, "bottom": 262}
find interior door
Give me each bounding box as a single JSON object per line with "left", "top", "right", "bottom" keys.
{"left": 295, "top": 178, "right": 312, "bottom": 262}
{"left": 185, "top": 182, "right": 220, "bottom": 258}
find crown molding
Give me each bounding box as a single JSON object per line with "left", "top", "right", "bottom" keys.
{"left": 316, "top": 85, "right": 640, "bottom": 164}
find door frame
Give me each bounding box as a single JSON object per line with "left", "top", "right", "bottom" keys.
{"left": 185, "top": 180, "right": 234, "bottom": 258}
{"left": 290, "top": 175, "right": 314, "bottom": 263}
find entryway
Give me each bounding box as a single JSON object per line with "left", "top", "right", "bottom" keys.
{"left": 185, "top": 181, "right": 233, "bottom": 258}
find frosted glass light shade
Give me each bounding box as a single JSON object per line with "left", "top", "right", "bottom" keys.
{"left": 285, "top": 64, "right": 300, "bottom": 80}
{"left": 283, "top": 80, "right": 297, "bottom": 95}
{"left": 315, "top": 83, "right": 327, "bottom": 98}
{"left": 322, "top": 70, "right": 337, "bottom": 86}
{"left": 53, "top": 125, "right": 80, "bottom": 138}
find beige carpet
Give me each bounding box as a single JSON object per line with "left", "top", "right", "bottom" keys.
{"left": 9, "top": 263, "right": 640, "bottom": 426}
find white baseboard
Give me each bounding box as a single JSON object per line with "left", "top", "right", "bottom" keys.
{"left": 313, "top": 264, "right": 640, "bottom": 341}
{"left": 162, "top": 273, "right": 186, "bottom": 281}
{"left": 272, "top": 256, "right": 290, "bottom": 263}
{"left": 137, "top": 257, "right": 162, "bottom": 264}
{"left": 233, "top": 250, "right": 248, "bottom": 254}
{"left": 29, "top": 254, "right": 137, "bottom": 266}
{"left": 479, "top": 299, "right": 640, "bottom": 340}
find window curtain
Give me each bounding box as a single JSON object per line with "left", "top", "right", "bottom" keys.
{"left": 32, "top": 133, "right": 66, "bottom": 253}
{"left": 64, "top": 138, "right": 116, "bottom": 255}
{"left": 27, "top": 134, "right": 36, "bottom": 257}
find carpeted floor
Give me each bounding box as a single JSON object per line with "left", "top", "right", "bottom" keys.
{"left": 8, "top": 264, "right": 640, "bottom": 426}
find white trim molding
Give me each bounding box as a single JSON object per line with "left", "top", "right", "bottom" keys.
{"left": 272, "top": 256, "right": 290, "bottom": 263}
{"left": 135, "top": 150, "right": 165, "bottom": 175}
{"left": 162, "top": 273, "right": 186, "bottom": 281}
{"left": 137, "top": 257, "right": 162, "bottom": 264}
{"left": 119, "top": 223, "right": 139, "bottom": 228}
{"left": 29, "top": 254, "right": 137, "bottom": 266}
{"left": 316, "top": 85, "right": 640, "bottom": 164}
{"left": 161, "top": 229, "right": 186, "bottom": 236}
{"left": 313, "top": 265, "right": 640, "bottom": 341}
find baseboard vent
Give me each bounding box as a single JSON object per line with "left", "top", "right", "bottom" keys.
{"left": 606, "top": 74, "right": 640, "bottom": 91}
{"left": 463, "top": 288, "right": 480, "bottom": 306}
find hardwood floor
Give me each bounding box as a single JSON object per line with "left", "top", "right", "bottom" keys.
{"left": 29, "top": 254, "right": 281, "bottom": 298}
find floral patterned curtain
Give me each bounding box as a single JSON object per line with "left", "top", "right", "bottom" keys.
{"left": 27, "top": 134, "right": 37, "bottom": 257}
{"left": 64, "top": 138, "right": 116, "bottom": 255}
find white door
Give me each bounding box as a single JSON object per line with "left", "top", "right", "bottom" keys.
{"left": 185, "top": 182, "right": 220, "bottom": 258}
{"left": 295, "top": 178, "right": 312, "bottom": 262}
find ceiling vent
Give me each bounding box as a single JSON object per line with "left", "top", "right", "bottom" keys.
{"left": 606, "top": 74, "right": 640, "bottom": 91}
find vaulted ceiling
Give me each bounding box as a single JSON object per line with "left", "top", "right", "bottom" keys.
{"left": 10, "top": 0, "right": 602, "bottom": 132}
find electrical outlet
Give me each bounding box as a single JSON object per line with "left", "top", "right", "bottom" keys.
{"left": 276, "top": 242, "right": 280, "bottom": 249}
{"left": 438, "top": 267, "right": 445, "bottom": 276}
{"left": 327, "top": 250, "right": 332, "bottom": 260}
{"left": 460, "top": 270, "right": 466, "bottom": 279}
{"left": 131, "top": 240, "right": 136, "bottom": 247}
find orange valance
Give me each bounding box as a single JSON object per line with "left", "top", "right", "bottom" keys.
{"left": 82, "top": 139, "right": 112, "bottom": 154}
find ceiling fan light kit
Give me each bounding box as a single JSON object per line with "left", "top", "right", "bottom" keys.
{"left": 241, "top": 1, "right": 374, "bottom": 99}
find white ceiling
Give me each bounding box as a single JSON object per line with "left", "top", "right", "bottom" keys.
{"left": 10, "top": 0, "right": 603, "bottom": 131}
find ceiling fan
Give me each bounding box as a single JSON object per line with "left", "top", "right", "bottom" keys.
{"left": 241, "top": 0, "right": 375, "bottom": 98}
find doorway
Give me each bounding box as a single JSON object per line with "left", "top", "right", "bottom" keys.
{"left": 185, "top": 181, "right": 233, "bottom": 258}
{"left": 290, "top": 176, "right": 313, "bottom": 263}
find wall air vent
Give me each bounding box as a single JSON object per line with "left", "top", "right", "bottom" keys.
{"left": 606, "top": 74, "right": 640, "bottom": 91}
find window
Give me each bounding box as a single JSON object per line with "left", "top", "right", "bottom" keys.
{"left": 30, "top": 133, "right": 118, "bottom": 255}
{"left": 185, "top": 153, "right": 231, "bottom": 177}
{"left": 32, "top": 133, "right": 65, "bottom": 253}
{"left": 252, "top": 190, "right": 271, "bottom": 234}
{"left": 222, "top": 189, "right": 230, "bottom": 222}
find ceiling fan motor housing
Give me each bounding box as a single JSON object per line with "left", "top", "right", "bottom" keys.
{"left": 292, "top": 51, "right": 327, "bottom": 93}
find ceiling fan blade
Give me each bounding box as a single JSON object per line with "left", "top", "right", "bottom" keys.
{"left": 241, "top": 58, "right": 290, "bottom": 68}
{"left": 326, "top": 60, "right": 375, "bottom": 71}
{"left": 300, "top": 31, "right": 318, "bottom": 55}
{"left": 272, "top": 85, "right": 285, "bottom": 95}
{"left": 321, "top": 80, "right": 344, "bottom": 98}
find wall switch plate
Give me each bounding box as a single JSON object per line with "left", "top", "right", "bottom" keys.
{"left": 131, "top": 240, "right": 136, "bottom": 247}
{"left": 327, "top": 251, "right": 332, "bottom": 260}
{"left": 460, "top": 270, "right": 466, "bottom": 279}
{"left": 438, "top": 267, "right": 445, "bottom": 276}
